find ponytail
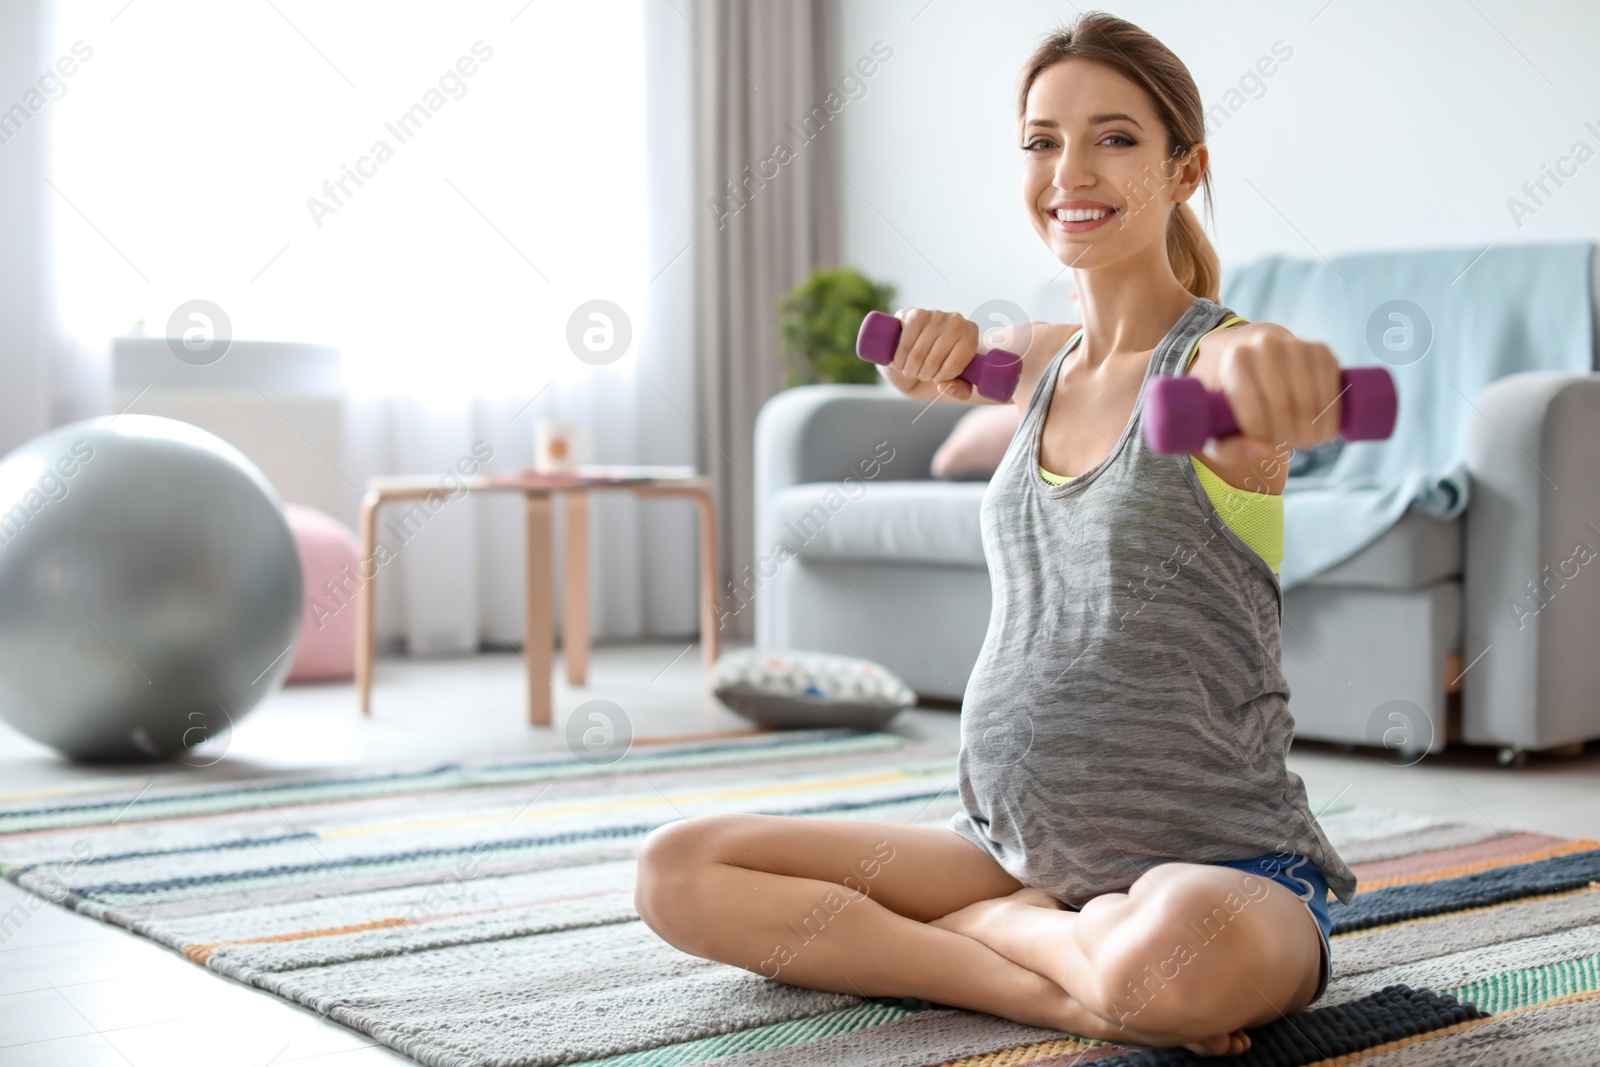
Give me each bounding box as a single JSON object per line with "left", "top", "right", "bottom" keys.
{"left": 1168, "top": 200, "right": 1220, "bottom": 303}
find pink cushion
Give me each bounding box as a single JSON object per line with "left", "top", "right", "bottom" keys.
{"left": 930, "top": 404, "right": 1024, "bottom": 479}
{"left": 283, "top": 504, "right": 360, "bottom": 683}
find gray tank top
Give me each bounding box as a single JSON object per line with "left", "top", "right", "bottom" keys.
{"left": 948, "top": 295, "right": 1358, "bottom": 908}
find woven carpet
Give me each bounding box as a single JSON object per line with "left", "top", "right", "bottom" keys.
{"left": 2, "top": 728, "right": 1597, "bottom": 1066}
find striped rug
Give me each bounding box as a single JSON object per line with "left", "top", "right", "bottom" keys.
{"left": 1, "top": 729, "right": 1596, "bottom": 1066}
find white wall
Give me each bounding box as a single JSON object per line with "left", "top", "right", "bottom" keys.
{"left": 835, "top": 0, "right": 1600, "bottom": 323}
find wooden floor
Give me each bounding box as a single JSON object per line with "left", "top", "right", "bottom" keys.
{"left": 1, "top": 641, "right": 1596, "bottom": 1065}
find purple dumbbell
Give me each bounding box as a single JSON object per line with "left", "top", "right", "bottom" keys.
{"left": 1142, "top": 367, "right": 1398, "bottom": 454}
{"left": 856, "top": 311, "right": 1023, "bottom": 403}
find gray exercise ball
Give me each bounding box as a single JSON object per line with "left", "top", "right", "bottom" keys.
{"left": 0, "top": 415, "right": 302, "bottom": 762}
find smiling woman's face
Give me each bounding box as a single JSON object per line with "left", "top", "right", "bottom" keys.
{"left": 1020, "top": 58, "right": 1196, "bottom": 268}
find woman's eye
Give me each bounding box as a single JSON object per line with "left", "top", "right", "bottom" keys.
{"left": 1023, "top": 138, "right": 1053, "bottom": 151}
{"left": 1103, "top": 134, "right": 1136, "bottom": 147}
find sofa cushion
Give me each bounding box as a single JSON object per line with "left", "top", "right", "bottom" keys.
{"left": 1300, "top": 508, "right": 1461, "bottom": 590}
{"left": 931, "top": 404, "right": 1023, "bottom": 480}
{"left": 770, "top": 481, "right": 987, "bottom": 567}
{"left": 771, "top": 481, "right": 1458, "bottom": 585}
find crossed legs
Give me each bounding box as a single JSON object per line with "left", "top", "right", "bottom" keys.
{"left": 634, "top": 814, "right": 1324, "bottom": 1055}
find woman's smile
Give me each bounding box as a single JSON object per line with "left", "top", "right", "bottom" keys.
{"left": 1048, "top": 199, "right": 1121, "bottom": 232}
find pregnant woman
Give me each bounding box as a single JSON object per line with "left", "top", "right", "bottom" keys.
{"left": 635, "top": 11, "right": 1357, "bottom": 1056}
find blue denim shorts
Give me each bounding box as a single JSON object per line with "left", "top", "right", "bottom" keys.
{"left": 1209, "top": 853, "right": 1333, "bottom": 1004}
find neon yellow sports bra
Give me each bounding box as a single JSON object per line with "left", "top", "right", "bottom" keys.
{"left": 1037, "top": 316, "right": 1284, "bottom": 575}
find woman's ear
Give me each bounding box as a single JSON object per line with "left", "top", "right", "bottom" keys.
{"left": 1170, "top": 143, "right": 1207, "bottom": 203}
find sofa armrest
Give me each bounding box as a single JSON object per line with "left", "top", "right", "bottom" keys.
{"left": 1462, "top": 370, "right": 1600, "bottom": 749}
{"left": 752, "top": 384, "right": 971, "bottom": 646}
{"left": 754, "top": 383, "right": 969, "bottom": 519}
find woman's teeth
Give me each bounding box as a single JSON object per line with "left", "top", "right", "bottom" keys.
{"left": 1055, "top": 207, "right": 1113, "bottom": 222}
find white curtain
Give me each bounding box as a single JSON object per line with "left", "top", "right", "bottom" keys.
{"left": 0, "top": 1, "right": 54, "bottom": 452}
{"left": 692, "top": 0, "right": 839, "bottom": 643}
{"left": 45, "top": 0, "right": 701, "bottom": 652}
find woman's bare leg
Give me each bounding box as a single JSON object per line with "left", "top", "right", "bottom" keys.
{"left": 932, "top": 863, "right": 1327, "bottom": 1054}
{"left": 635, "top": 815, "right": 1274, "bottom": 1052}
{"left": 636, "top": 814, "right": 1087, "bottom": 1031}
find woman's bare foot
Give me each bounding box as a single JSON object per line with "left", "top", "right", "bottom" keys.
{"left": 931, "top": 885, "right": 1063, "bottom": 938}
{"left": 1183, "top": 1029, "right": 1251, "bottom": 1056}
{"left": 1003, "top": 886, "right": 1065, "bottom": 911}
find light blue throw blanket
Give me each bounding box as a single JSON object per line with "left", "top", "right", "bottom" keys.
{"left": 1219, "top": 242, "right": 1595, "bottom": 589}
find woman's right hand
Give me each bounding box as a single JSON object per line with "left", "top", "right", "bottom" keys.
{"left": 878, "top": 308, "right": 982, "bottom": 403}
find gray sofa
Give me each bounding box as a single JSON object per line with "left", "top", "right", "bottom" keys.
{"left": 753, "top": 366, "right": 1600, "bottom": 767}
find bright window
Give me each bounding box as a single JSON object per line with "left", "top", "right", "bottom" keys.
{"left": 50, "top": 0, "right": 648, "bottom": 399}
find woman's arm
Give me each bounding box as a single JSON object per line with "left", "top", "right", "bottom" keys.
{"left": 879, "top": 315, "right": 1079, "bottom": 414}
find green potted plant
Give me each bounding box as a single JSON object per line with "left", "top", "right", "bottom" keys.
{"left": 776, "top": 266, "right": 897, "bottom": 387}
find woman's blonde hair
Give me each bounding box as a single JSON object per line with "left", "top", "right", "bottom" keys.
{"left": 1017, "top": 11, "right": 1219, "bottom": 302}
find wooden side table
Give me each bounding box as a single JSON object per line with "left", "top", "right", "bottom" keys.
{"left": 355, "top": 470, "right": 720, "bottom": 725}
